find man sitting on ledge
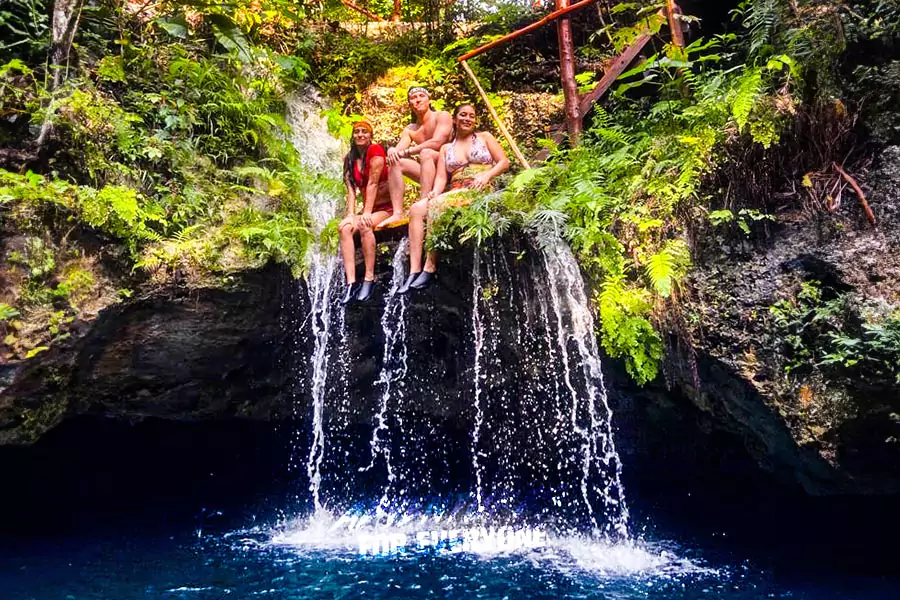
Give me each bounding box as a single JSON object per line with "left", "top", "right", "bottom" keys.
{"left": 380, "top": 85, "right": 453, "bottom": 228}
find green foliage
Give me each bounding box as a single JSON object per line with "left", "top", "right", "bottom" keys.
{"left": 645, "top": 239, "right": 691, "bottom": 299}
{"left": 428, "top": 192, "right": 511, "bottom": 252}
{"left": 7, "top": 237, "right": 56, "bottom": 305}
{"left": 0, "top": 303, "right": 20, "bottom": 322}
{"left": 0, "top": 0, "right": 49, "bottom": 63}
{"left": 707, "top": 207, "right": 775, "bottom": 234}
{"left": 597, "top": 276, "right": 663, "bottom": 385}
{"left": 769, "top": 281, "right": 900, "bottom": 384}
{"left": 0, "top": 0, "right": 326, "bottom": 281}
{"left": 53, "top": 269, "right": 96, "bottom": 307}
{"left": 734, "top": 0, "right": 784, "bottom": 60}
{"left": 0, "top": 170, "right": 166, "bottom": 257}
{"left": 230, "top": 210, "right": 314, "bottom": 277}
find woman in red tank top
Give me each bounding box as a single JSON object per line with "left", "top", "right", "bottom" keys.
{"left": 338, "top": 119, "right": 398, "bottom": 304}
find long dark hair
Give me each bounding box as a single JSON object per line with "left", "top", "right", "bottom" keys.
{"left": 450, "top": 103, "right": 477, "bottom": 142}
{"left": 342, "top": 137, "right": 367, "bottom": 190}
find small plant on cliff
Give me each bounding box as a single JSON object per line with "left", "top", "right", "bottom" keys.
{"left": 769, "top": 281, "right": 900, "bottom": 385}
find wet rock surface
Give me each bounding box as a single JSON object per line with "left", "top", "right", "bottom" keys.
{"left": 665, "top": 145, "right": 900, "bottom": 494}
{"left": 0, "top": 265, "right": 294, "bottom": 444}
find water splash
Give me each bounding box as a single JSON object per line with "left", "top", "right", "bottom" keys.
{"left": 268, "top": 510, "right": 706, "bottom": 579}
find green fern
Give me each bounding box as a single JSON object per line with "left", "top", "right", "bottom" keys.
{"left": 732, "top": 67, "right": 763, "bottom": 131}
{"left": 645, "top": 239, "right": 691, "bottom": 298}
{"left": 0, "top": 303, "right": 20, "bottom": 322}
{"left": 738, "top": 0, "right": 782, "bottom": 59}
{"left": 597, "top": 276, "right": 663, "bottom": 385}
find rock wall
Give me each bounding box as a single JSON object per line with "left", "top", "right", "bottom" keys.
{"left": 666, "top": 144, "right": 900, "bottom": 495}
{"left": 0, "top": 265, "right": 294, "bottom": 444}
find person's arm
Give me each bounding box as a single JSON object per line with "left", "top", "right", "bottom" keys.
{"left": 361, "top": 155, "right": 385, "bottom": 227}
{"left": 471, "top": 132, "right": 510, "bottom": 191}
{"left": 407, "top": 111, "right": 453, "bottom": 157}
{"left": 429, "top": 145, "right": 449, "bottom": 198}
{"left": 387, "top": 126, "right": 413, "bottom": 166}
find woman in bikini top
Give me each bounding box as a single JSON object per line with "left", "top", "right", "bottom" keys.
{"left": 397, "top": 103, "right": 510, "bottom": 294}
{"left": 444, "top": 133, "right": 495, "bottom": 189}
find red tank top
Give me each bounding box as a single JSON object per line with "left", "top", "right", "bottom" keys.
{"left": 352, "top": 144, "right": 389, "bottom": 202}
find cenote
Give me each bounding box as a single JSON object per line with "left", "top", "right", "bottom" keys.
{"left": 3, "top": 1, "right": 900, "bottom": 598}
{"left": 2, "top": 99, "right": 898, "bottom": 594}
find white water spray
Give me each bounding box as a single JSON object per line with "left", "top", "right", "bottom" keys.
{"left": 285, "top": 91, "right": 343, "bottom": 514}
{"left": 361, "top": 239, "right": 411, "bottom": 518}
{"left": 541, "top": 242, "right": 629, "bottom": 538}
{"left": 470, "top": 249, "right": 486, "bottom": 512}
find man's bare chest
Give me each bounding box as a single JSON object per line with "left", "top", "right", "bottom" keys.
{"left": 409, "top": 123, "right": 435, "bottom": 144}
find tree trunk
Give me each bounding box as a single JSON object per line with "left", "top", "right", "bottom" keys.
{"left": 49, "top": 0, "right": 85, "bottom": 91}
{"left": 556, "top": 0, "right": 582, "bottom": 142}
{"left": 391, "top": 0, "right": 402, "bottom": 21}
{"left": 666, "top": 0, "right": 685, "bottom": 49}
{"left": 36, "top": 0, "right": 85, "bottom": 150}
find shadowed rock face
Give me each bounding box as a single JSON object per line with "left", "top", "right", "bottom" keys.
{"left": 1, "top": 160, "right": 899, "bottom": 497}
{"left": 658, "top": 145, "right": 900, "bottom": 495}
{"left": 0, "top": 265, "right": 296, "bottom": 444}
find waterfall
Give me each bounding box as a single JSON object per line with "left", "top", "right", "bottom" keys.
{"left": 361, "top": 239, "right": 410, "bottom": 519}
{"left": 465, "top": 237, "right": 629, "bottom": 538}
{"left": 541, "top": 242, "right": 630, "bottom": 538}
{"left": 284, "top": 90, "right": 343, "bottom": 514}
{"left": 280, "top": 89, "right": 629, "bottom": 542}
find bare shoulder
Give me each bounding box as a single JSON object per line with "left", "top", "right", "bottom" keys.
{"left": 436, "top": 110, "right": 452, "bottom": 123}
{"left": 476, "top": 131, "right": 497, "bottom": 142}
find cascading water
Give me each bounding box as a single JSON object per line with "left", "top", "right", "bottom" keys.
{"left": 362, "top": 238, "right": 411, "bottom": 518}
{"left": 463, "top": 236, "right": 628, "bottom": 538}
{"left": 541, "top": 242, "right": 630, "bottom": 539}
{"left": 279, "top": 90, "right": 630, "bottom": 545}
{"left": 284, "top": 90, "right": 344, "bottom": 514}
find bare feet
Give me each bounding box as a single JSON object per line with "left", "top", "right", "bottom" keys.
{"left": 375, "top": 212, "right": 407, "bottom": 230}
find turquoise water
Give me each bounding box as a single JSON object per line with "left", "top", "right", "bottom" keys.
{"left": 2, "top": 513, "right": 898, "bottom": 600}
{"left": 2, "top": 421, "right": 897, "bottom": 599}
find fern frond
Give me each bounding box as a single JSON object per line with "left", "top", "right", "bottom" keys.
{"left": 743, "top": 0, "right": 781, "bottom": 59}
{"left": 645, "top": 239, "right": 691, "bottom": 298}
{"left": 732, "top": 67, "right": 763, "bottom": 131}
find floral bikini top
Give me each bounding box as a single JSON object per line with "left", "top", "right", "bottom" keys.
{"left": 444, "top": 134, "right": 494, "bottom": 174}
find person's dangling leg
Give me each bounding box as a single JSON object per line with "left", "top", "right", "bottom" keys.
{"left": 423, "top": 251, "right": 438, "bottom": 274}
{"left": 398, "top": 198, "right": 429, "bottom": 294}
{"left": 356, "top": 210, "right": 391, "bottom": 302}
{"left": 410, "top": 192, "right": 459, "bottom": 290}
{"left": 338, "top": 217, "right": 359, "bottom": 304}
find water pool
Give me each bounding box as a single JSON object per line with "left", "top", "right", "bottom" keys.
{"left": 3, "top": 513, "right": 897, "bottom": 600}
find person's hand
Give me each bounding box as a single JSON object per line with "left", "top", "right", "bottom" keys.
{"left": 427, "top": 189, "right": 438, "bottom": 200}
{"left": 361, "top": 212, "right": 373, "bottom": 228}
{"left": 338, "top": 215, "right": 355, "bottom": 231}
{"left": 471, "top": 172, "right": 492, "bottom": 191}
{"left": 387, "top": 147, "right": 401, "bottom": 166}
